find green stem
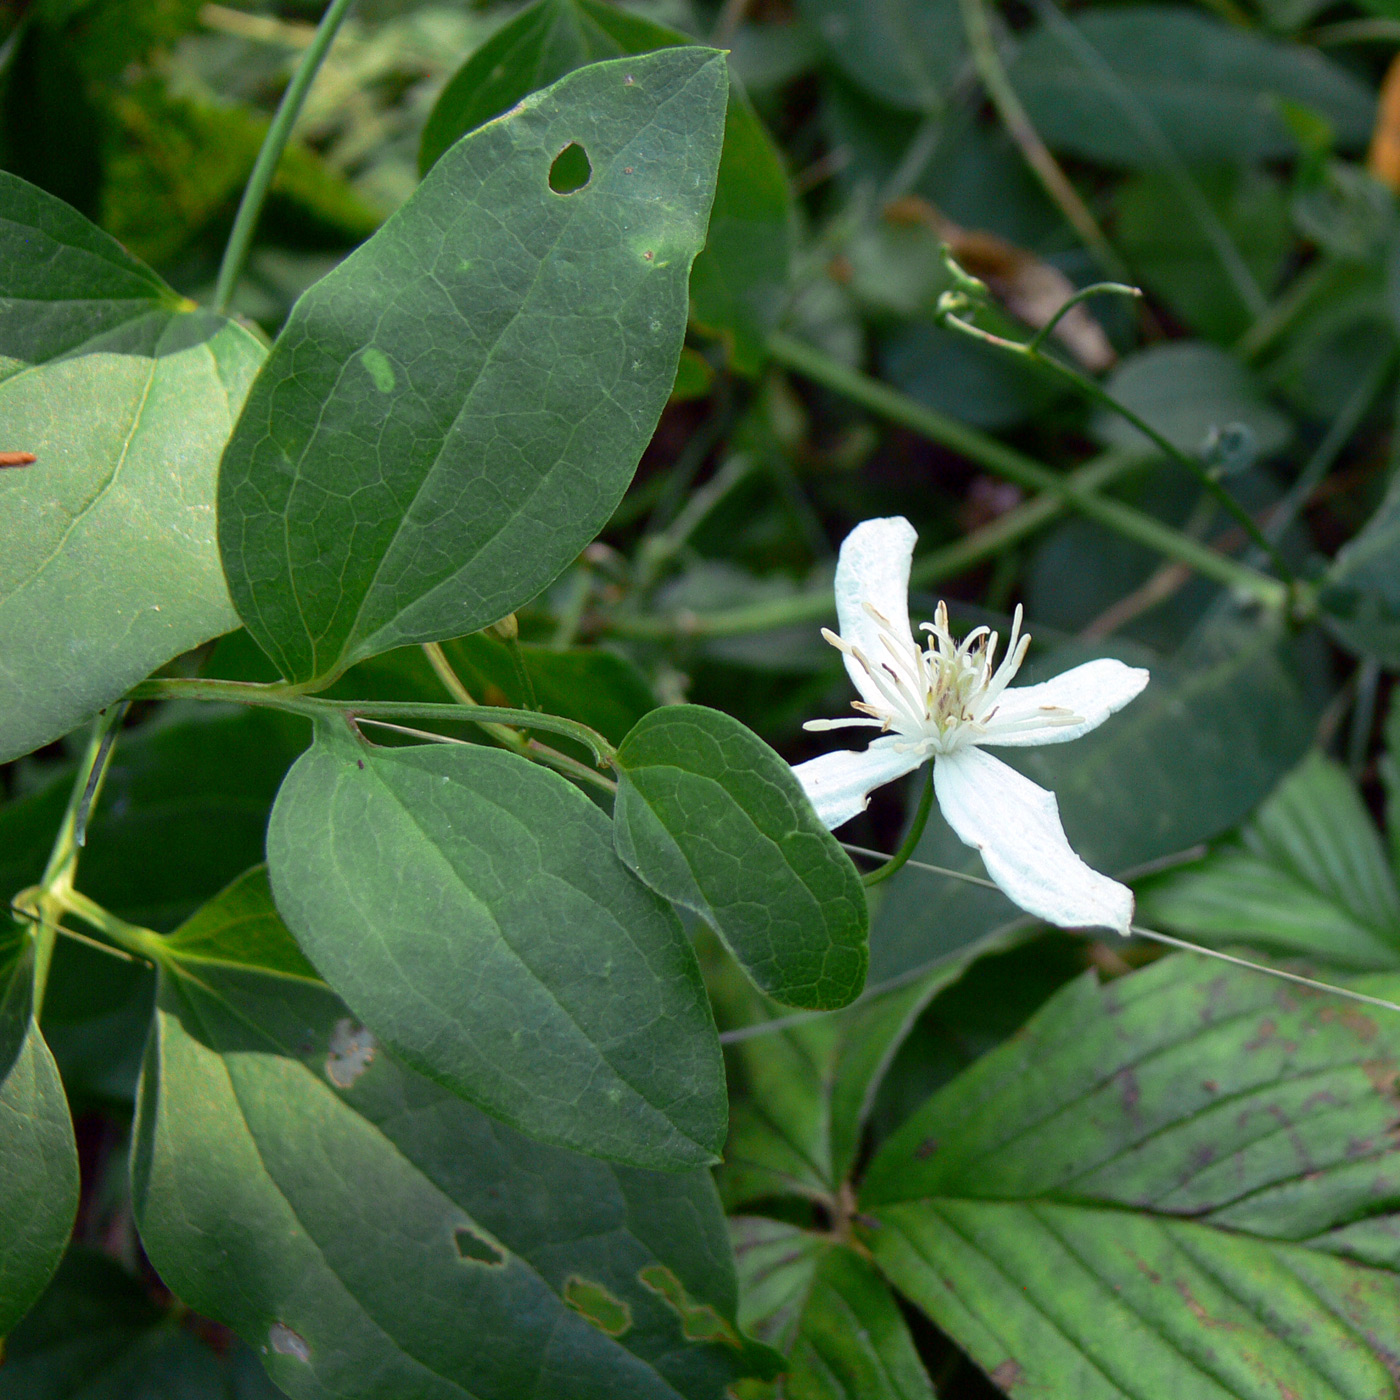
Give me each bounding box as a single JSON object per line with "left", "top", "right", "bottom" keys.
{"left": 55, "top": 888, "right": 165, "bottom": 963}
{"left": 212, "top": 0, "right": 358, "bottom": 314}
{"left": 768, "top": 333, "right": 1290, "bottom": 612}
{"left": 956, "top": 0, "right": 1126, "bottom": 279}
{"left": 1024, "top": 282, "right": 1141, "bottom": 356}
{"left": 28, "top": 706, "right": 127, "bottom": 1009}
{"left": 123, "top": 677, "right": 617, "bottom": 765}
{"left": 861, "top": 765, "right": 934, "bottom": 888}
{"left": 501, "top": 633, "right": 540, "bottom": 712}
{"left": 938, "top": 308, "right": 1294, "bottom": 580}
{"left": 605, "top": 448, "right": 1149, "bottom": 640}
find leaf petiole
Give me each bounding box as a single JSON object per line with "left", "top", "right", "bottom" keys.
{"left": 124, "top": 676, "right": 618, "bottom": 766}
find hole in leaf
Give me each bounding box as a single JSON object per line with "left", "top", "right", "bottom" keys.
{"left": 564, "top": 1276, "right": 633, "bottom": 1336}
{"left": 454, "top": 1226, "right": 505, "bottom": 1266}
{"left": 639, "top": 1265, "right": 742, "bottom": 1348}
{"left": 549, "top": 143, "right": 591, "bottom": 194}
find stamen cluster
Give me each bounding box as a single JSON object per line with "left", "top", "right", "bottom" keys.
{"left": 807, "top": 601, "right": 1079, "bottom": 755}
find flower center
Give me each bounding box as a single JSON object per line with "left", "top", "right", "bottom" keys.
{"left": 815, "top": 600, "right": 1075, "bottom": 754}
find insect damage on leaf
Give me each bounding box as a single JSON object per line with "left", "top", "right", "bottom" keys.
{"left": 454, "top": 1226, "right": 506, "bottom": 1267}
{"left": 563, "top": 1276, "right": 632, "bottom": 1336}
{"left": 325, "top": 1018, "right": 376, "bottom": 1088}
{"left": 268, "top": 1322, "right": 311, "bottom": 1361}
{"left": 640, "top": 1264, "right": 742, "bottom": 1348}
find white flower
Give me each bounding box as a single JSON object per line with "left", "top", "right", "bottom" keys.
{"left": 794, "top": 517, "right": 1149, "bottom": 935}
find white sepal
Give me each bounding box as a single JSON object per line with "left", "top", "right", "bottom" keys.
{"left": 979, "top": 658, "right": 1150, "bottom": 748}
{"left": 932, "top": 745, "right": 1134, "bottom": 935}
{"left": 832, "top": 516, "right": 918, "bottom": 710}
{"left": 793, "top": 736, "right": 925, "bottom": 831}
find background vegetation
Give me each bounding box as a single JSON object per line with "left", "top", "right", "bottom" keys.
{"left": 6, "top": 0, "right": 1400, "bottom": 1394}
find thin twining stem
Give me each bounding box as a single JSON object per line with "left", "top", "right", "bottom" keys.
{"left": 354, "top": 718, "right": 618, "bottom": 794}
{"left": 843, "top": 844, "right": 1400, "bottom": 1018}
{"left": 212, "top": 0, "right": 358, "bottom": 314}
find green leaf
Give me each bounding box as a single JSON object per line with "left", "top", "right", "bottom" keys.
{"left": 872, "top": 609, "right": 1318, "bottom": 981}
{"left": 0, "top": 1248, "right": 285, "bottom": 1399}
{"left": 132, "top": 867, "right": 777, "bottom": 1399}
{"left": 419, "top": 0, "right": 791, "bottom": 373}
{"left": 613, "top": 705, "right": 868, "bottom": 1011}
{"left": 733, "top": 1222, "right": 934, "bottom": 1400}
{"left": 0, "top": 936, "right": 80, "bottom": 1337}
{"left": 266, "top": 723, "right": 726, "bottom": 1169}
{"left": 0, "top": 171, "right": 264, "bottom": 763}
{"left": 1009, "top": 5, "right": 1375, "bottom": 167}
{"left": 221, "top": 49, "right": 725, "bottom": 686}
{"left": 0, "top": 707, "right": 308, "bottom": 933}
{"left": 861, "top": 955, "right": 1400, "bottom": 1396}
{"left": 795, "top": 0, "right": 964, "bottom": 112}
{"left": 1320, "top": 470, "right": 1400, "bottom": 669}
{"left": 1091, "top": 343, "right": 1292, "bottom": 459}
{"left": 711, "top": 949, "right": 950, "bottom": 1205}
{"left": 1140, "top": 749, "right": 1400, "bottom": 969}
{"left": 1115, "top": 167, "right": 1291, "bottom": 343}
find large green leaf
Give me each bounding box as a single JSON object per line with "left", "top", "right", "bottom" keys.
{"left": 0, "top": 935, "right": 80, "bottom": 1337}
{"left": 1140, "top": 749, "right": 1400, "bottom": 970}
{"left": 0, "top": 1248, "right": 285, "bottom": 1399}
{"left": 732, "top": 1220, "right": 935, "bottom": 1400}
{"left": 0, "top": 171, "right": 263, "bottom": 763}
{"left": 266, "top": 723, "right": 725, "bottom": 1169}
{"left": 860, "top": 955, "right": 1400, "bottom": 1396}
{"left": 1319, "top": 471, "right": 1400, "bottom": 669}
{"left": 133, "top": 868, "right": 777, "bottom": 1400}
{"left": 220, "top": 49, "right": 727, "bottom": 686}
{"left": 1009, "top": 6, "right": 1375, "bottom": 167}
{"left": 871, "top": 609, "right": 1318, "bottom": 981}
{"left": 795, "top": 0, "right": 964, "bottom": 112}
{"left": 613, "top": 705, "right": 868, "bottom": 1011}
{"left": 419, "top": 0, "right": 791, "bottom": 372}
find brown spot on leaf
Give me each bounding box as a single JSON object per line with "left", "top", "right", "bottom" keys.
{"left": 0, "top": 451, "right": 36, "bottom": 468}
{"left": 1202, "top": 1080, "right": 1219, "bottom": 1093}
{"left": 1175, "top": 1281, "right": 1238, "bottom": 1330}
{"left": 990, "top": 1359, "right": 1023, "bottom": 1389}
{"left": 915, "top": 1136, "right": 939, "bottom": 1160}
{"left": 1320, "top": 1004, "right": 1379, "bottom": 1043}
{"left": 1363, "top": 1059, "right": 1399, "bottom": 1096}
{"left": 1244, "top": 1019, "right": 1276, "bottom": 1051}
{"left": 1117, "top": 1067, "right": 1141, "bottom": 1120}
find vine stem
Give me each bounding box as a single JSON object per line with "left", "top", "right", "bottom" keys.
{"left": 21, "top": 706, "right": 128, "bottom": 1008}
{"left": 212, "top": 0, "right": 358, "bottom": 314}
{"left": 123, "top": 677, "right": 618, "bottom": 766}
{"left": 768, "top": 333, "right": 1291, "bottom": 613}
{"left": 956, "top": 0, "right": 1126, "bottom": 279}
{"left": 936, "top": 299, "right": 1294, "bottom": 582}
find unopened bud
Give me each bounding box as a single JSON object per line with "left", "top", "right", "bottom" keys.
{"left": 490, "top": 613, "right": 519, "bottom": 641}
